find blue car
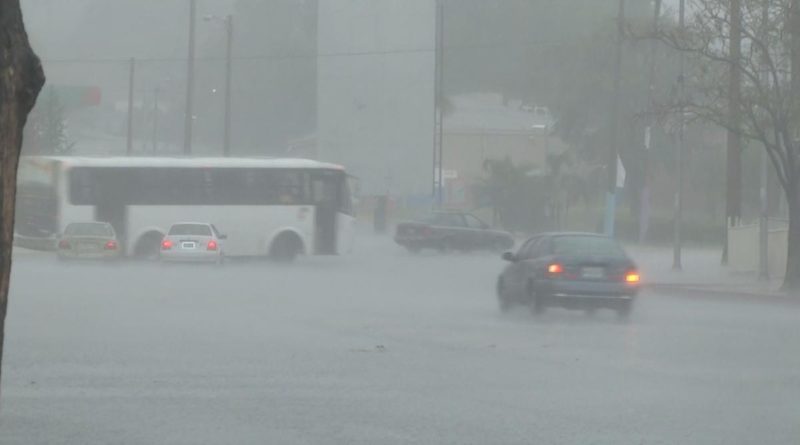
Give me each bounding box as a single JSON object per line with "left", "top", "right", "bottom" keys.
{"left": 496, "top": 232, "right": 640, "bottom": 319}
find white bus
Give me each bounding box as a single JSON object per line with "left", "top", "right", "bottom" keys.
{"left": 15, "top": 156, "right": 356, "bottom": 260}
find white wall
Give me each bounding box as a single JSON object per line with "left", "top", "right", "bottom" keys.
{"left": 317, "top": 0, "right": 435, "bottom": 196}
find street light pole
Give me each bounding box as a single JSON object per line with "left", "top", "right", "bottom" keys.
{"left": 758, "top": 0, "right": 770, "bottom": 280}
{"left": 224, "top": 14, "right": 233, "bottom": 157}
{"left": 183, "top": 0, "right": 196, "bottom": 155}
{"left": 673, "top": 0, "right": 685, "bottom": 270}
{"left": 152, "top": 87, "right": 160, "bottom": 155}
{"left": 204, "top": 13, "right": 235, "bottom": 157}
{"left": 432, "top": 0, "right": 445, "bottom": 208}
{"left": 126, "top": 57, "right": 135, "bottom": 156}
{"left": 604, "top": 0, "right": 625, "bottom": 236}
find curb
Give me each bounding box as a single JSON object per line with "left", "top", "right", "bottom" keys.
{"left": 646, "top": 283, "right": 798, "bottom": 305}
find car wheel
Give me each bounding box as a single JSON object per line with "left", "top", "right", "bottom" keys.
{"left": 529, "top": 282, "right": 546, "bottom": 316}
{"left": 406, "top": 245, "right": 422, "bottom": 254}
{"left": 491, "top": 238, "right": 509, "bottom": 253}
{"left": 497, "top": 277, "right": 512, "bottom": 313}
{"left": 436, "top": 238, "right": 451, "bottom": 254}
{"left": 616, "top": 300, "right": 633, "bottom": 321}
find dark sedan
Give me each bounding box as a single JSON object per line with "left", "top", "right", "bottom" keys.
{"left": 496, "top": 232, "right": 640, "bottom": 318}
{"left": 394, "top": 212, "right": 514, "bottom": 253}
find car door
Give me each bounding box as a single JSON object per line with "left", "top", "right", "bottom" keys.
{"left": 504, "top": 237, "right": 539, "bottom": 297}
{"left": 463, "top": 214, "right": 489, "bottom": 248}
{"left": 437, "top": 213, "right": 469, "bottom": 248}
{"left": 211, "top": 224, "right": 225, "bottom": 253}
{"left": 522, "top": 236, "right": 554, "bottom": 289}
{"left": 511, "top": 236, "right": 554, "bottom": 296}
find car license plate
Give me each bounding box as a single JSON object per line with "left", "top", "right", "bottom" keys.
{"left": 581, "top": 267, "right": 605, "bottom": 279}
{"left": 78, "top": 244, "right": 98, "bottom": 252}
{"left": 181, "top": 242, "right": 196, "bottom": 249}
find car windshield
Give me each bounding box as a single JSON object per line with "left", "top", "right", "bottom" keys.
{"left": 64, "top": 223, "right": 112, "bottom": 237}
{"left": 552, "top": 235, "right": 627, "bottom": 258}
{"left": 168, "top": 224, "right": 212, "bottom": 236}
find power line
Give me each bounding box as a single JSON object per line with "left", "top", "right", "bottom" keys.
{"left": 41, "top": 41, "right": 568, "bottom": 65}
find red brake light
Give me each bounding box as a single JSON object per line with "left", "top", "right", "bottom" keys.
{"left": 58, "top": 240, "right": 71, "bottom": 249}
{"left": 161, "top": 239, "right": 173, "bottom": 250}
{"left": 625, "top": 272, "right": 640, "bottom": 283}
{"left": 207, "top": 240, "right": 218, "bottom": 251}
{"left": 104, "top": 240, "right": 117, "bottom": 250}
{"left": 547, "top": 263, "right": 563, "bottom": 274}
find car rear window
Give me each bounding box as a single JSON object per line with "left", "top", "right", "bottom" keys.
{"left": 552, "top": 236, "right": 626, "bottom": 258}
{"left": 169, "top": 224, "right": 212, "bottom": 236}
{"left": 64, "top": 223, "right": 112, "bottom": 237}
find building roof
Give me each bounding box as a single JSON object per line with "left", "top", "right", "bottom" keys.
{"left": 444, "top": 93, "right": 555, "bottom": 134}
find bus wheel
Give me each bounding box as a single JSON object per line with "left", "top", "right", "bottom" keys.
{"left": 133, "top": 232, "right": 163, "bottom": 261}
{"left": 269, "top": 232, "right": 303, "bottom": 263}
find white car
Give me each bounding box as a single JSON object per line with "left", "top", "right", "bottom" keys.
{"left": 160, "top": 222, "right": 226, "bottom": 264}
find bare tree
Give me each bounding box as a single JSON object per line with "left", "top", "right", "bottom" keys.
{"left": 660, "top": 0, "right": 800, "bottom": 289}
{"left": 0, "top": 1, "right": 45, "bottom": 395}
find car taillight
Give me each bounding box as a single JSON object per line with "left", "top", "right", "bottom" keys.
{"left": 104, "top": 240, "right": 117, "bottom": 250}
{"left": 207, "top": 240, "right": 218, "bottom": 251}
{"left": 421, "top": 226, "right": 433, "bottom": 236}
{"left": 58, "top": 240, "right": 70, "bottom": 249}
{"left": 161, "top": 239, "right": 173, "bottom": 250}
{"left": 625, "top": 272, "right": 640, "bottom": 283}
{"left": 547, "top": 263, "right": 563, "bottom": 274}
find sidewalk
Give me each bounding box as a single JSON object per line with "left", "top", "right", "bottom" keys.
{"left": 624, "top": 245, "right": 796, "bottom": 303}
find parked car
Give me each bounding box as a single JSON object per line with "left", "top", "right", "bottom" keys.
{"left": 57, "top": 222, "right": 120, "bottom": 261}
{"left": 160, "top": 222, "right": 226, "bottom": 264}
{"left": 496, "top": 232, "right": 640, "bottom": 318}
{"left": 394, "top": 211, "right": 514, "bottom": 253}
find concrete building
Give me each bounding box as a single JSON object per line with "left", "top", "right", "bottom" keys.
{"left": 442, "top": 93, "right": 561, "bottom": 187}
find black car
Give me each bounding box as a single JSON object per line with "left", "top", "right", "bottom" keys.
{"left": 394, "top": 212, "right": 515, "bottom": 253}
{"left": 496, "top": 232, "right": 640, "bottom": 318}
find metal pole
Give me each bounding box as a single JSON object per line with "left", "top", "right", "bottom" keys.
{"left": 673, "top": 0, "right": 685, "bottom": 270}
{"left": 183, "top": 0, "right": 196, "bottom": 155}
{"left": 604, "top": 0, "right": 625, "bottom": 236}
{"left": 126, "top": 57, "right": 135, "bottom": 156}
{"left": 641, "top": 0, "right": 661, "bottom": 244}
{"left": 759, "top": 0, "right": 770, "bottom": 280}
{"left": 224, "top": 14, "right": 233, "bottom": 157}
{"left": 435, "top": 0, "right": 445, "bottom": 208}
{"left": 152, "top": 87, "right": 159, "bottom": 155}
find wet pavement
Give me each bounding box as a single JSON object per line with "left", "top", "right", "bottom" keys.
{"left": 2, "top": 237, "right": 799, "bottom": 444}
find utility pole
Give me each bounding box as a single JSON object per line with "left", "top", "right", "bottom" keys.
{"left": 433, "top": 0, "right": 445, "bottom": 208}
{"left": 152, "top": 87, "right": 160, "bottom": 155}
{"left": 604, "top": 0, "right": 625, "bottom": 236}
{"left": 183, "top": 0, "right": 196, "bottom": 155}
{"left": 723, "top": 0, "right": 743, "bottom": 265}
{"left": 224, "top": 14, "right": 233, "bottom": 157}
{"left": 673, "top": 0, "right": 685, "bottom": 270}
{"left": 126, "top": 57, "right": 135, "bottom": 156}
{"left": 641, "top": 0, "right": 662, "bottom": 244}
{"left": 758, "top": 0, "right": 770, "bottom": 280}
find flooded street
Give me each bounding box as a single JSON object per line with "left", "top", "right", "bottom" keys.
{"left": 2, "top": 237, "right": 799, "bottom": 444}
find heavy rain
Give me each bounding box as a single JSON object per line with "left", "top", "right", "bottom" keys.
{"left": 1, "top": 1, "right": 799, "bottom": 444}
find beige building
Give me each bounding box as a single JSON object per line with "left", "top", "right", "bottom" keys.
{"left": 442, "top": 93, "right": 566, "bottom": 187}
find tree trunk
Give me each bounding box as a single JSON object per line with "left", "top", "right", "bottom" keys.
{"left": 787, "top": 0, "right": 800, "bottom": 290}
{"left": 0, "top": 1, "right": 45, "bottom": 400}
{"left": 784, "top": 184, "right": 800, "bottom": 290}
